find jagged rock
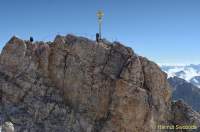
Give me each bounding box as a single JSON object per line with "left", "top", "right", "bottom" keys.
{"left": 171, "top": 100, "right": 200, "bottom": 132}
{"left": 0, "top": 35, "right": 199, "bottom": 132}
{"left": 1, "top": 122, "right": 14, "bottom": 132}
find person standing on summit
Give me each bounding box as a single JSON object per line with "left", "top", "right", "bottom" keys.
{"left": 30, "top": 36, "right": 34, "bottom": 43}
{"left": 96, "top": 33, "right": 100, "bottom": 42}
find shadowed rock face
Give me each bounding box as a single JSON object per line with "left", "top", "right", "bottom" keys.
{"left": 168, "top": 76, "right": 200, "bottom": 111}
{"left": 0, "top": 34, "right": 199, "bottom": 132}
{"left": 171, "top": 100, "right": 200, "bottom": 132}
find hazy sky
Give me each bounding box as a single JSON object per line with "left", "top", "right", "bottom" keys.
{"left": 0, "top": 0, "right": 200, "bottom": 65}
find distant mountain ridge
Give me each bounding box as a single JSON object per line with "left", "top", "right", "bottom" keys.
{"left": 161, "top": 64, "right": 200, "bottom": 88}
{"left": 168, "top": 76, "right": 200, "bottom": 111}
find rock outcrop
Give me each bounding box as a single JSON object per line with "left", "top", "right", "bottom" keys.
{"left": 171, "top": 100, "right": 200, "bottom": 132}
{"left": 1, "top": 122, "right": 14, "bottom": 132}
{"left": 0, "top": 35, "right": 199, "bottom": 132}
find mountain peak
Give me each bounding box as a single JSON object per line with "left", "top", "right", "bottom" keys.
{"left": 161, "top": 64, "right": 200, "bottom": 88}
{"left": 0, "top": 35, "right": 199, "bottom": 131}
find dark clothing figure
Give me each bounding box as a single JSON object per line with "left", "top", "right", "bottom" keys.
{"left": 0, "top": 89, "right": 2, "bottom": 101}
{"left": 30, "top": 37, "right": 34, "bottom": 42}
{"left": 96, "top": 33, "right": 100, "bottom": 42}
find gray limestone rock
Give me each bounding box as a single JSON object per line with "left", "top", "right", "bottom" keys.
{"left": 0, "top": 35, "right": 199, "bottom": 132}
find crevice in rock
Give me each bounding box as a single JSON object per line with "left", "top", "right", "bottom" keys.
{"left": 62, "top": 52, "right": 69, "bottom": 93}
{"left": 63, "top": 53, "right": 69, "bottom": 78}
{"left": 93, "top": 111, "right": 111, "bottom": 132}
{"left": 88, "top": 45, "right": 97, "bottom": 96}
{"left": 101, "top": 45, "right": 113, "bottom": 73}
{"left": 93, "top": 78, "right": 115, "bottom": 132}
{"left": 41, "top": 103, "right": 57, "bottom": 121}
{"left": 0, "top": 71, "right": 9, "bottom": 81}
{"left": 117, "top": 55, "right": 132, "bottom": 79}
{"left": 171, "top": 102, "right": 178, "bottom": 132}
{"left": 19, "top": 85, "right": 33, "bottom": 103}
{"left": 137, "top": 56, "right": 145, "bottom": 88}
{"left": 140, "top": 58, "right": 154, "bottom": 110}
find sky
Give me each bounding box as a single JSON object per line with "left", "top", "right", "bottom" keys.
{"left": 0, "top": 0, "right": 200, "bottom": 65}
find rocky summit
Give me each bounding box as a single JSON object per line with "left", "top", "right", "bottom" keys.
{"left": 0, "top": 34, "right": 199, "bottom": 132}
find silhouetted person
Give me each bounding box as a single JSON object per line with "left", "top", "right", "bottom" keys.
{"left": 30, "top": 37, "right": 34, "bottom": 42}
{"left": 96, "top": 33, "right": 100, "bottom": 42}
{"left": 0, "top": 89, "right": 2, "bottom": 101}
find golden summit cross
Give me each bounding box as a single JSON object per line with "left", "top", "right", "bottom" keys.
{"left": 97, "top": 10, "right": 104, "bottom": 39}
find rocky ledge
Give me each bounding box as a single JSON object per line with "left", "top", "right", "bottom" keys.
{"left": 0, "top": 34, "right": 199, "bottom": 132}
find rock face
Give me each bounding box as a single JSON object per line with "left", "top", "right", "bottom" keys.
{"left": 171, "top": 100, "right": 200, "bottom": 132}
{"left": 1, "top": 122, "right": 14, "bottom": 132}
{"left": 0, "top": 35, "right": 199, "bottom": 132}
